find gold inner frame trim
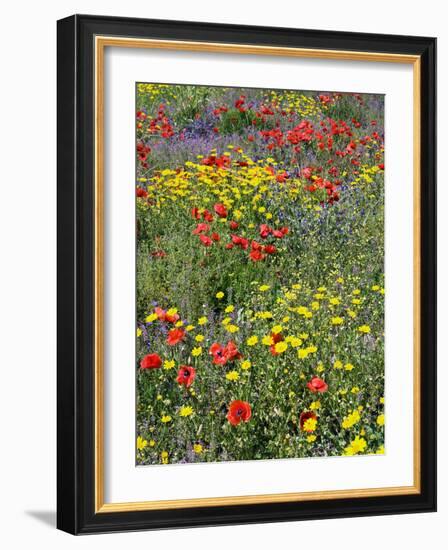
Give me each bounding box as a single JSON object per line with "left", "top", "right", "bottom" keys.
{"left": 94, "top": 35, "right": 421, "bottom": 513}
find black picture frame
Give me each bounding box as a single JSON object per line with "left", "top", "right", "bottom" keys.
{"left": 57, "top": 14, "right": 436, "bottom": 535}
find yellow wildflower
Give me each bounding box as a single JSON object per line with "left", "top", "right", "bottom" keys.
{"left": 331, "top": 316, "right": 344, "bottom": 325}
{"left": 344, "top": 436, "right": 367, "bottom": 456}
{"left": 247, "top": 335, "right": 259, "bottom": 346}
{"left": 161, "top": 451, "right": 169, "bottom": 464}
{"left": 274, "top": 341, "right": 288, "bottom": 354}
{"left": 145, "top": 313, "right": 158, "bottom": 323}
{"left": 342, "top": 410, "right": 361, "bottom": 429}
{"left": 179, "top": 406, "right": 193, "bottom": 417}
{"left": 137, "top": 436, "right": 148, "bottom": 451}
{"left": 303, "top": 418, "right": 317, "bottom": 432}
{"left": 358, "top": 325, "right": 371, "bottom": 334}
{"left": 262, "top": 335, "right": 274, "bottom": 346}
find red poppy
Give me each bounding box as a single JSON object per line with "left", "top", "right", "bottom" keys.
{"left": 299, "top": 411, "right": 318, "bottom": 432}
{"left": 136, "top": 187, "right": 148, "bottom": 198}
{"left": 227, "top": 400, "right": 252, "bottom": 426}
{"left": 209, "top": 341, "right": 242, "bottom": 365}
{"left": 199, "top": 235, "right": 213, "bottom": 247}
{"left": 301, "top": 166, "right": 313, "bottom": 179}
{"left": 272, "top": 229, "right": 285, "bottom": 239}
{"left": 211, "top": 232, "right": 220, "bottom": 242}
{"left": 192, "top": 223, "right": 210, "bottom": 235}
{"left": 209, "top": 342, "right": 227, "bottom": 365}
{"left": 150, "top": 250, "right": 167, "bottom": 259}
{"left": 249, "top": 249, "right": 265, "bottom": 262}
{"left": 166, "top": 328, "right": 185, "bottom": 346}
{"left": 154, "top": 306, "right": 166, "bottom": 321}
{"left": 306, "top": 376, "right": 328, "bottom": 393}
{"left": 176, "top": 365, "right": 196, "bottom": 387}
{"left": 214, "top": 203, "right": 228, "bottom": 218}
{"left": 269, "top": 332, "right": 284, "bottom": 355}
{"left": 234, "top": 95, "right": 246, "bottom": 109}
{"left": 203, "top": 209, "right": 214, "bottom": 222}
{"left": 229, "top": 220, "right": 239, "bottom": 230}
{"left": 231, "top": 234, "right": 249, "bottom": 250}
{"left": 276, "top": 171, "right": 288, "bottom": 183}
{"left": 251, "top": 240, "right": 263, "bottom": 251}
{"left": 264, "top": 244, "right": 277, "bottom": 255}
{"left": 259, "top": 224, "right": 272, "bottom": 239}
{"left": 136, "top": 142, "right": 151, "bottom": 161}
{"left": 154, "top": 307, "right": 179, "bottom": 324}
{"left": 191, "top": 207, "right": 201, "bottom": 220}
{"left": 140, "top": 353, "right": 162, "bottom": 369}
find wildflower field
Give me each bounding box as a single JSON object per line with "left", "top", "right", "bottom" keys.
{"left": 135, "top": 83, "right": 385, "bottom": 465}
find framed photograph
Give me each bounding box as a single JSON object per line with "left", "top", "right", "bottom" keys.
{"left": 57, "top": 14, "right": 436, "bottom": 534}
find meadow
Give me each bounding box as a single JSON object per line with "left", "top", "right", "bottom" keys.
{"left": 135, "top": 83, "right": 385, "bottom": 465}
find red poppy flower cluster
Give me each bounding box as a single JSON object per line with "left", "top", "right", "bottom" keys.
{"left": 259, "top": 224, "right": 289, "bottom": 240}
{"left": 301, "top": 165, "right": 342, "bottom": 204}
{"left": 147, "top": 103, "right": 174, "bottom": 139}
{"left": 191, "top": 203, "right": 287, "bottom": 260}
{"left": 192, "top": 207, "right": 214, "bottom": 222}
{"left": 209, "top": 341, "right": 242, "bottom": 365}
{"left": 212, "top": 105, "right": 229, "bottom": 116}
{"left": 234, "top": 95, "right": 246, "bottom": 111}
{"left": 227, "top": 400, "right": 252, "bottom": 426}
{"left": 154, "top": 307, "right": 179, "bottom": 323}
{"left": 136, "top": 141, "right": 151, "bottom": 169}
{"left": 201, "top": 155, "right": 231, "bottom": 170}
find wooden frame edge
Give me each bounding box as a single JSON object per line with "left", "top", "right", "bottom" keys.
{"left": 93, "top": 36, "right": 422, "bottom": 514}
